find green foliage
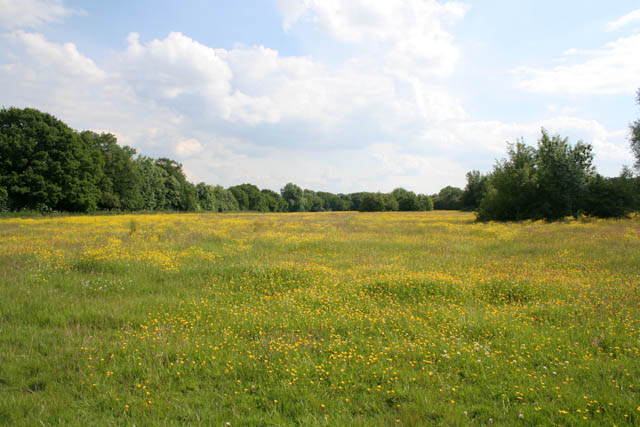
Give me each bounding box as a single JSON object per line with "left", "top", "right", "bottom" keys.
{"left": 214, "top": 186, "right": 239, "bottom": 212}
{"left": 393, "top": 188, "right": 418, "bottom": 211}
{"left": 477, "top": 130, "right": 600, "bottom": 221}
{"left": 134, "top": 156, "right": 168, "bottom": 210}
{"left": 316, "top": 192, "right": 349, "bottom": 211}
{"left": 196, "top": 182, "right": 218, "bottom": 211}
{"left": 382, "top": 192, "right": 399, "bottom": 211}
{"left": 0, "top": 185, "right": 7, "bottom": 212}
{"left": 359, "top": 193, "right": 385, "bottom": 212}
{"left": 535, "top": 130, "right": 594, "bottom": 219}
{"left": 260, "top": 189, "right": 287, "bottom": 212}
{"left": 281, "top": 183, "right": 306, "bottom": 212}
{"left": 417, "top": 194, "right": 434, "bottom": 211}
{"left": 303, "top": 189, "right": 325, "bottom": 212}
{"left": 461, "top": 170, "right": 489, "bottom": 211}
{"left": 155, "top": 158, "right": 198, "bottom": 211}
{"left": 81, "top": 131, "right": 143, "bottom": 210}
{"left": 0, "top": 107, "right": 100, "bottom": 211}
{"left": 583, "top": 173, "right": 639, "bottom": 218}
{"left": 434, "top": 186, "right": 464, "bottom": 210}
{"left": 477, "top": 141, "right": 539, "bottom": 221}
{"left": 229, "top": 183, "right": 269, "bottom": 212}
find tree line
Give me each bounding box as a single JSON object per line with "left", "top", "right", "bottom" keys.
{"left": 2, "top": 97, "right": 639, "bottom": 220}
{"left": 0, "top": 108, "right": 437, "bottom": 214}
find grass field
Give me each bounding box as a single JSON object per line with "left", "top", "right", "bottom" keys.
{"left": 0, "top": 211, "right": 639, "bottom": 425}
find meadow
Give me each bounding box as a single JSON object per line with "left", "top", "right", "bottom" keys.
{"left": 0, "top": 211, "right": 639, "bottom": 426}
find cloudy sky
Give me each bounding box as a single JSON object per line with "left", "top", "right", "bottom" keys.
{"left": 1, "top": 0, "right": 639, "bottom": 193}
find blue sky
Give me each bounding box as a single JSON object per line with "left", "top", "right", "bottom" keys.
{"left": 1, "top": 0, "right": 639, "bottom": 193}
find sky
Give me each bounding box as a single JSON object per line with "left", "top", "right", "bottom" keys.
{"left": 1, "top": 0, "right": 639, "bottom": 194}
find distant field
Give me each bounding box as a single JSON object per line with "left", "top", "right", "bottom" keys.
{"left": 0, "top": 211, "right": 639, "bottom": 425}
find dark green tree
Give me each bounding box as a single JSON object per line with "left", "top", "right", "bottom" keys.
{"left": 281, "top": 183, "right": 307, "bottom": 212}
{"left": 535, "top": 129, "right": 594, "bottom": 220}
{"left": 303, "top": 189, "right": 325, "bottom": 212}
{"left": 477, "top": 131, "right": 596, "bottom": 221}
{"left": 417, "top": 194, "right": 434, "bottom": 211}
{"left": 229, "top": 184, "right": 268, "bottom": 211}
{"left": 382, "top": 193, "right": 399, "bottom": 211}
{"left": 155, "top": 158, "right": 198, "bottom": 211}
{"left": 461, "top": 170, "right": 490, "bottom": 211}
{"left": 434, "top": 186, "right": 464, "bottom": 210}
{"left": 348, "top": 192, "right": 367, "bottom": 211}
{"left": 584, "top": 172, "right": 637, "bottom": 218}
{"left": 359, "top": 193, "right": 385, "bottom": 212}
{"left": 213, "top": 186, "right": 239, "bottom": 212}
{"left": 81, "top": 131, "right": 142, "bottom": 210}
{"left": 334, "top": 194, "right": 353, "bottom": 211}
{"left": 392, "top": 188, "right": 419, "bottom": 211}
{"left": 0, "top": 107, "right": 99, "bottom": 211}
{"left": 261, "top": 189, "right": 287, "bottom": 212}
{"left": 134, "top": 156, "right": 168, "bottom": 210}
{"left": 196, "top": 182, "right": 218, "bottom": 211}
{"left": 477, "top": 141, "right": 539, "bottom": 221}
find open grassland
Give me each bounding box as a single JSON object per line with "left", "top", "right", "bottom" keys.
{"left": 0, "top": 211, "right": 639, "bottom": 426}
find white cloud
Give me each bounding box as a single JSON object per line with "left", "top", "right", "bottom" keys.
{"left": 0, "top": 0, "right": 81, "bottom": 30}
{"left": 606, "top": 8, "right": 640, "bottom": 32}
{"left": 4, "top": 31, "right": 106, "bottom": 82}
{"left": 175, "top": 138, "right": 203, "bottom": 157}
{"left": 278, "top": 0, "right": 469, "bottom": 79}
{"left": 116, "top": 31, "right": 465, "bottom": 129}
{"left": 513, "top": 34, "right": 640, "bottom": 95}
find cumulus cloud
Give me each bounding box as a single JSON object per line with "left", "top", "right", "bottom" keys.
{"left": 606, "top": 8, "right": 640, "bottom": 32}
{"left": 0, "top": 0, "right": 81, "bottom": 30}
{"left": 4, "top": 31, "right": 106, "bottom": 82}
{"left": 278, "top": 0, "right": 469, "bottom": 78}
{"left": 513, "top": 34, "right": 640, "bottom": 95}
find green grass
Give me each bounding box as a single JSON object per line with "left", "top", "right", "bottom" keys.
{"left": 0, "top": 211, "right": 639, "bottom": 425}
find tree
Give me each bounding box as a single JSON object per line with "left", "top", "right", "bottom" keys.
{"left": 155, "top": 158, "right": 198, "bottom": 211}
{"left": 229, "top": 184, "right": 268, "bottom": 211}
{"left": 535, "top": 129, "right": 594, "bottom": 220}
{"left": 359, "top": 193, "right": 385, "bottom": 212}
{"left": 417, "top": 194, "right": 434, "bottom": 211}
{"left": 261, "top": 189, "right": 287, "bottom": 212}
{"left": 584, "top": 173, "right": 637, "bottom": 218}
{"left": 196, "top": 182, "right": 218, "bottom": 211}
{"left": 477, "top": 141, "right": 538, "bottom": 221}
{"left": 461, "top": 170, "right": 489, "bottom": 211}
{"left": 434, "top": 186, "right": 464, "bottom": 210}
{"left": 0, "top": 107, "right": 99, "bottom": 211}
{"left": 81, "top": 131, "right": 142, "bottom": 210}
{"left": 134, "top": 156, "right": 168, "bottom": 210}
{"left": 477, "top": 130, "right": 596, "bottom": 221}
{"left": 348, "top": 192, "right": 367, "bottom": 211}
{"left": 392, "top": 188, "right": 419, "bottom": 211}
{"left": 304, "top": 189, "right": 325, "bottom": 212}
{"left": 213, "top": 186, "right": 239, "bottom": 212}
{"left": 382, "top": 193, "right": 399, "bottom": 211}
{"left": 281, "top": 183, "right": 306, "bottom": 212}
{"left": 631, "top": 89, "right": 640, "bottom": 171}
